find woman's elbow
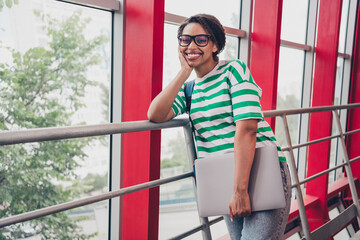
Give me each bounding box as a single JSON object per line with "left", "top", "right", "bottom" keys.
{"left": 147, "top": 109, "right": 158, "bottom": 122}
{"left": 147, "top": 109, "right": 165, "bottom": 123}
{"left": 235, "top": 119, "right": 258, "bottom": 135}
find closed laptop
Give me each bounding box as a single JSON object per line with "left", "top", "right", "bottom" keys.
{"left": 194, "top": 145, "right": 286, "bottom": 217}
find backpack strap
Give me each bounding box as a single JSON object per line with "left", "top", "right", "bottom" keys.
{"left": 184, "top": 80, "right": 195, "bottom": 113}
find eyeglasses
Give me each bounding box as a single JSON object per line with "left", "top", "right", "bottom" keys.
{"left": 177, "top": 34, "right": 212, "bottom": 47}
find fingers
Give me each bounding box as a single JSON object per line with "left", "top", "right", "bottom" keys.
{"left": 229, "top": 206, "right": 234, "bottom": 222}
{"left": 179, "top": 49, "right": 190, "bottom": 67}
{"left": 178, "top": 49, "right": 186, "bottom": 63}
{"left": 178, "top": 50, "right": 191, "bottom": 68}
{"left": 228, "top": 203, "right": 251, "bottom": 221}
{"left": 230, "top": 209, "right": 251, "bottom": 219}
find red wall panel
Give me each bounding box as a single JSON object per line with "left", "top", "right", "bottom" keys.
{"left": 347, "top": 1, "right": 360, "bottom": 179}
{"left": 250, "top": 0, "right": 283, "bottom": 129}
{"left": 306, "top": 0, "right": 342, "bottom": 231}
{"left": 121, "top": 0, "right": 164, "bottom": 239}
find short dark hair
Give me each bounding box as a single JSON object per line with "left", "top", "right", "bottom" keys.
{"left": 177, "top": 14, "right": 226, "bottom": 62}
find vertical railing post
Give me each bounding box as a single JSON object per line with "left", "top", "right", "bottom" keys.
{"left": 332, "top": 109, "right": 360, "bottom": 222}
{"left": 183, "top": 122, "right": 197, "bottom": 167}
{"left": 281, "top": 114, "right": 312, "bottom": 240}
{"left": 183, "top": 122, "right": 212, "bottom": 240}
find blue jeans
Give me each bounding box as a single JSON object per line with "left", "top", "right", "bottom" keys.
{"left": 223, "top": 162, "right": 292, "bottom": 240}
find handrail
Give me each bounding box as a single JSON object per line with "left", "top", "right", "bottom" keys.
{"left": 263, "top": 102, "right": 360, "bottom": 117}
{"left": 0, "top": 171, "right": 193, "bottom": 228}
{"left": 1, "top": 103, "right": 360, "bottom": 146}
{"left": 281, "top": 128, "right": 360, "bottom": 152}
{"left": 291, "top": 154, "right": 359, "bottom": 188}
{"left": 1, "top": 103, "right": 360, "bottom": 239}
{"left": 279, "top": 106, "right": 360, "bottom": 240}
{"left": 0, "top": 117, "right": 189, "bottom": 146}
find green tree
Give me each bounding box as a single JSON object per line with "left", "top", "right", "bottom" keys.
{"left": 81, "top": 173, "right": 108, "bottom": 194}
{"left": 0, "top": 11, "right": 107, "bottom": 239}
{"left": 161, "top": 132, "right": 190, "bottom": 171}
{"left": 0, "top": 0, "right": 18, "bottom": 11}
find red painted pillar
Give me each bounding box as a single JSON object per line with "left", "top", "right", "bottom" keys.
{"left": 306, "top": 0, "right": 342, "bottom": 231}
{"left": 347, "top": 1, "right": 360, "bottom": 179}
{"left": 121, "top": 0, "right": 164, "bottom": 239}
{"left": 250, "top": 0, "right": 283, "bottom": 129}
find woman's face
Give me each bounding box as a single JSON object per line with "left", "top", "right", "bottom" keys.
{"left": 179, "top": 23, "right": 218, "bottom": 70}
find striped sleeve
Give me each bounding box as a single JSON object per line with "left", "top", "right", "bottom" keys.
{"left": 228, "top": 61, "right": 264, "bottom": 122}
{"left": 171, "top": 83, "right": 187, "bottom": 117}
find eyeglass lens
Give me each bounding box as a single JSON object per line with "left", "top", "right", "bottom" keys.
{"left": 178, "top": 35, "right": 210, "bottom": 47}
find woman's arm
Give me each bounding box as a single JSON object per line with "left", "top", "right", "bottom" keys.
{"left": 228, "top": 119, "right": 258, "bottom": 221}
{"left": 147, "top": 51, "right": 193, "bottom": 123}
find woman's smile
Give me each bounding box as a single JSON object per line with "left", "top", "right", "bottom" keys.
{"left": 185, "top": 51, "right": 203, "bottom": 61}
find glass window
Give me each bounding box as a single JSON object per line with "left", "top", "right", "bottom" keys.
{"left": 334, "top": 58, "right": 345, "bottom": 106}
{"left": 0, "top": 1, "right": 111, "bottom": 239}
{"left": 338, "top": 0, "right": 350, "bottom": 53}
{"left": 329, "top": 57, "right": 345, "bottom": 182}
{"left": 165, "top": 0, "right": 241, "bottom": 29}
{"left": 275, "top": 47, "right": 305, "bottom": 148}
{"left": 281, "top": 0, "right": 309, "bottom": 44}
{"left": 222, "top": 35, "right": 239, "bottom": 60}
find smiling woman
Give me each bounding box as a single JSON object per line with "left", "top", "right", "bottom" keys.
{"left": 148, "top": 13, "right": 291, "bottom": 240}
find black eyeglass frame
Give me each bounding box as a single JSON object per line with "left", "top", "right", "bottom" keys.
{"left": 177, "top": 34, "right": 212, "bottom": 47}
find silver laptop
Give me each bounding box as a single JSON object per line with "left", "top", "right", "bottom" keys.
{"left": 194, "top": 145, "right": 286, "bottom": 217}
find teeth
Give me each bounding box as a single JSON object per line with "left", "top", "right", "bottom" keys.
{"left": 188, "top": 54, "right": 200, "bottom": 58}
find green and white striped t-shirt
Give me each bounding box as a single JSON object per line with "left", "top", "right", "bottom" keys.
{"left": 172, "top": 60, "right": 286, "bottom": 161}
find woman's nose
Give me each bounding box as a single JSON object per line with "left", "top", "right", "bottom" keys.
{"left": 187, "top": 39, "right": 197, "bottom": 48}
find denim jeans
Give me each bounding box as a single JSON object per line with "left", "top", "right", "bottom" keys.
{"left": 223, "top": 162, "right": 292, "bottom": 240}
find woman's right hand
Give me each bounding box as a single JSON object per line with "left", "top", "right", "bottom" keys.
{"left": 147, "top": 50, "right": 193, "bottom": 123}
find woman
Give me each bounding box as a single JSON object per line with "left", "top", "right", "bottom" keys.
{"left": 147, "top": 14, "right": 291, "bottom": 239}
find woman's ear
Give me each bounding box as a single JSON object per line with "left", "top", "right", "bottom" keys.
{"left": 212, "top": 44, "right": 218, "bottom": 54}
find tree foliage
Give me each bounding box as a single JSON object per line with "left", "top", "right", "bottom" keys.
{"left": 81, "top": 173, "right": 108, "bottom": 194}
{"left": 161, "top": 132, "right": 190, "bottom": 171}
{"left": 0, "top": 10, "right": 107, "bottom": 239}
{"left": 0, "top": 0, "right": 18, "bottom": 11}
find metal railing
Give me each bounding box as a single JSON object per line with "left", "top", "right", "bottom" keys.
{"left": 1, "top": 103, "right": 360, "bottom": 240}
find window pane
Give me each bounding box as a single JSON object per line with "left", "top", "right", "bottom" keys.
{"left": 334, "top": 57, "right": 345, "bottom": 105}
{"left": 165, "top": 0, "right": 241, "bottom": 29}
{"left": 0, "top": 1, "right": 111, "bottom": 239}
{"left": 281, "top": 0, "right": 309, "bottom": 44}
{"left": 329, "top": 57, "right": 345, "bottom": 182}
{"left": 275, "top": 47, "right": 304, "bottom": 148}
{"left": 338, "top": 0, "right": 349, "bottom": 53}
{"left": 222, "top": 35, "right": 239, "bottom": 60}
